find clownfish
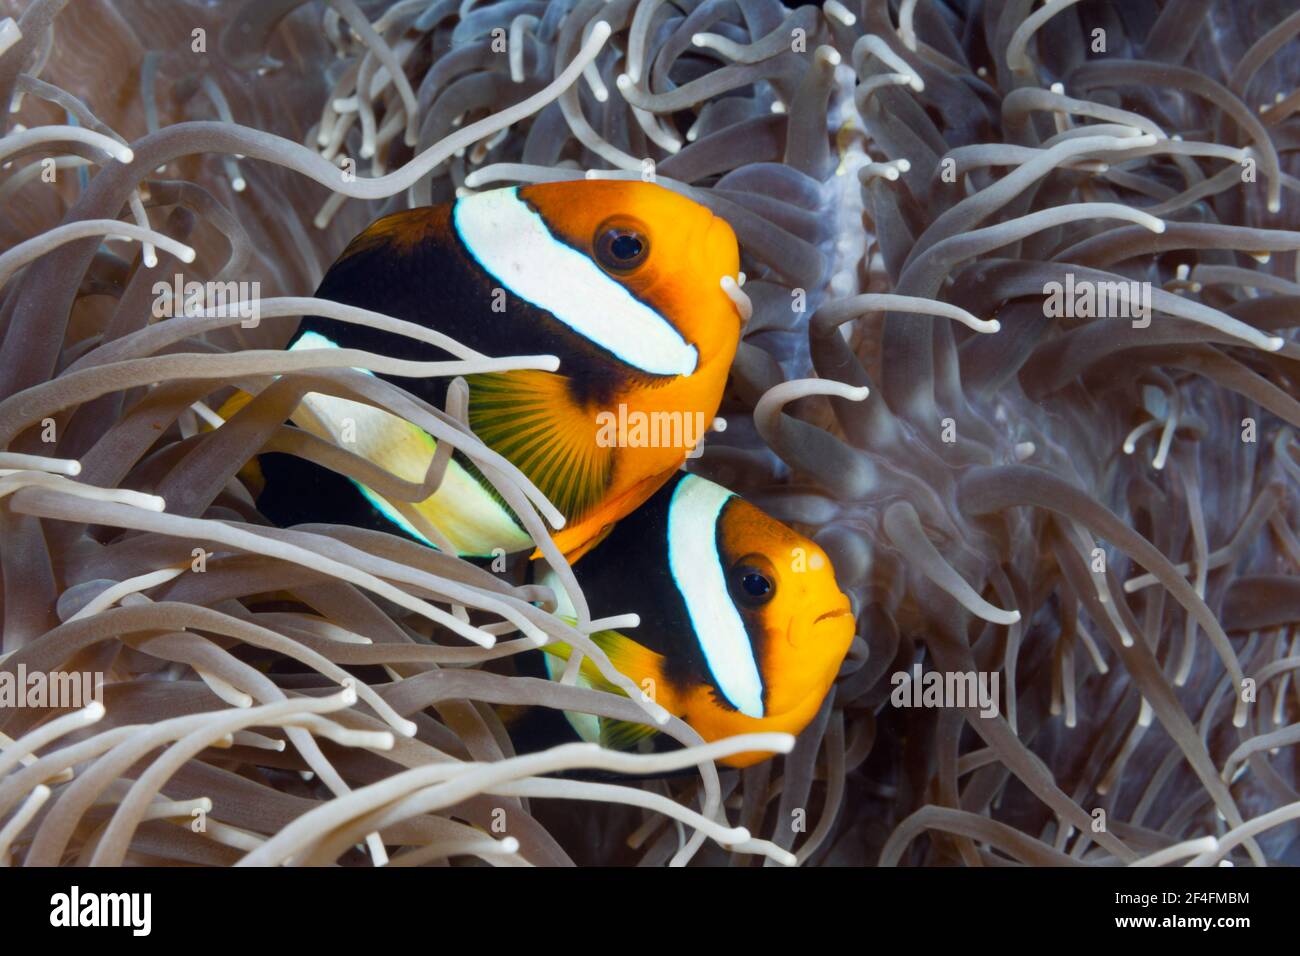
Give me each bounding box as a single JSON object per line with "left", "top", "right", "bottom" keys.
{"left": 246, "top": 181, "right": 743, "bottom": 560}
{"left": 534, "top": 472, "right": 855, "bottom": 768}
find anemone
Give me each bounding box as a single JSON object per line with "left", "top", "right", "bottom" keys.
{"left": 0, "top": 0, "right": 1297, "bottom": 868}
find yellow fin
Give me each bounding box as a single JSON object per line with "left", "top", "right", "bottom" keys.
{"left": 467, "top": 370, "right": 612, "bottom": 526}
{"left": 214, "top": 388, "right": 255, "bottom": 422}
{"left": 207, "top": 389, "right": 264, "bottom": 496}
{"left": 598, "top": 716, "right": 658, "bottom": 751}
{"left": 539, "top": 625, "right": 668, "bottom": 750}
{"left": 540, "top": 627, "right": 664, "bottom": 698}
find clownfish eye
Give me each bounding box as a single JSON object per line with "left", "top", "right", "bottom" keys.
{"left": 594, "top": 223, "right": 649, "bottom": 271}
{"left": 730, "top": 562, "right": 775, "bottom": 608}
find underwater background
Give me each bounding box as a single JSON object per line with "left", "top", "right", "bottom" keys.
{"left": 0, "top": 0, "right": 1298, "bottom": 866}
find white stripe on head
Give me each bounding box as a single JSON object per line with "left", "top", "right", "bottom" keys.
{"left": 453, "top": 187, "right": 697, "bottom": 377}
{"left": 666, "top": 474, "right": 764, "bottom": 718}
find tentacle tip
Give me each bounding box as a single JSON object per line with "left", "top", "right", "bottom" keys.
{"left": 816, "top": 45, "right": 842, "bottom": 67}
{"left": 115, "top": 147, "right": 135, "bottom": 164}
{"left": 589, "top": 20, "right": 612, "bottom": 41}
{"left": 825, "top": 1, "right": 856, "bottom": 26}
{"left": 83, "top": 700, "right": 106, "bottom": 722}
{"left": 1265, "top": 337, "right": 1285, "bottom": 351}
{"left": 179, "top": 246, "right": 197, "bottom": 264}
{"left": 231, "top": 177, "right": 247, "bottom": 193}
{"left": 690, "top": 33, "right": 707, "bottom": 47}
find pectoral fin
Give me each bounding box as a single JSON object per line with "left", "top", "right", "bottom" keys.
{"left": 467, "top": 370, "right": 613, "bottom": 526}
{"left": 539, "top": 626, "right": 668, "bottom": 751}
{"left": 597, "top": 717, "right": 659, "bottom": 751}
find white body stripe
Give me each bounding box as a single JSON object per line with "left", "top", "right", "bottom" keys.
{"left": 287, "top": 332, "right": 533, "bottom": 556}
{"left": 667, "top": 475, "right": 764, "bottom": 717}
{"left": 453, "top": 188, "right": 697, "bottom": 377}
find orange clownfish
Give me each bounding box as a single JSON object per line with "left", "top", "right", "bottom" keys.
{"left": 536, "top": 472, "right": 855, "bottom": 768}
{"left": 251, "top": 181, "right": 743, "bottom": 559}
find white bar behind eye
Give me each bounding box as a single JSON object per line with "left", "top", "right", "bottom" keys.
{"left": 453, "top": 188, "right": 698, "bottom": 376}
{"left": 667, "top": 475, "right": 764, "bottom": 717}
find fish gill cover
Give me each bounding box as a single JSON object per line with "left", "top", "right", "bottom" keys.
{"left": 0, "top": 0, "right": 1296, "bottom": 868}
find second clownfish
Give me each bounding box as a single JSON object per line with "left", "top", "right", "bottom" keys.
{"left": 533, "top": 472, "right": 855, "bottom": 768}
{"left": 239, "top": 180, "right": 743, "bottom": 560}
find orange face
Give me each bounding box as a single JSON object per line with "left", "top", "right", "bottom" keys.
{"left": 519, "top": 180, "right": 743, "bottom": 367}
{"left": 646, "top": 495, "right": 856, "bottom": 768}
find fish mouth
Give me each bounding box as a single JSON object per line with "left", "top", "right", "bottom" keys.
{"left": 814, "top": 607, "right": 853, "bottom": 625}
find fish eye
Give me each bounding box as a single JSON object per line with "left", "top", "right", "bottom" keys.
{"left": 730, "top": 561, "right": 775, "bottom": 608}
{"left": 594, "top": 221, "right": 649, "bottom": 271}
